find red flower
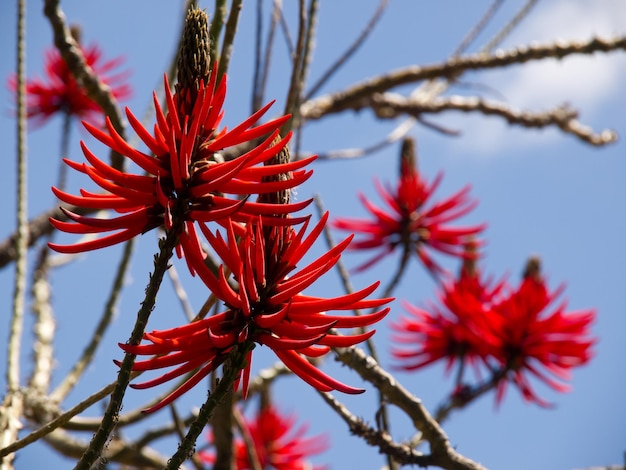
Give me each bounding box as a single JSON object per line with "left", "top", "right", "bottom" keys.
{"left": 49, "top": 62, "right": 315, "bottom": 255}
{"left": 487, "top": 258, "right": 596, "bottom": 406}
{"left": 390, "top": 260, "right": 504, "bottom": 374}
{"left": 10, "top": 43, "right": 131, "bottom": 126}
{"left": 119, "top": 214, "right": 391, "bottom": 412}
{"left": 200, "top": 405, "right": 328, "bottom": 470}
{"left": 392, "top": 255, "right": 596, "bottom": 408}
{"left": 332, "top": 138, "right": 484, "bottom": 276}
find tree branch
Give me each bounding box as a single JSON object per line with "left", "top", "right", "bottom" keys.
{"left": 334, "top": 346, "right": 486, "bottom": 470}
{"left": 370, "top": 93, "right": 618, "bottom": 146}
{"left": 43, "top": 0, "right": 127, "bottom": 169}
{"left": 318, "top": 390, "right": 438, "bottom": 468}
{"left": 301, "top": 35, "right": 626, "bottom": 120}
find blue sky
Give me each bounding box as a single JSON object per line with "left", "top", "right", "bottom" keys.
{"left": 1, "top": 1, "right": 625, "bottom": 469}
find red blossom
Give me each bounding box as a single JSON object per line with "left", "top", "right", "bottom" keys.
{"left": 119, "top": 214, "right": 392, "bottom": 413}
{"left": 49, "top": 61, "right": 316, "bottom": 255}
{"left": 390, "top": 261, "right": 504, "bottom": 374}
{"left": 332, "top": 138, "right": 484, "bottom": 277}
{"left": 9, "top": 43, "right": 131, "bottom": 127}
{"left": 391, "top": 254, "right": 596, "bottom": 407}
{"left": 486, "top": 259, "right": 596, "bottom": 407}
{"left": 200, "top": 405, "right": 328, "bottom": 470}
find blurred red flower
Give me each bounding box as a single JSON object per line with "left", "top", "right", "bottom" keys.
{"left": 9, "top": 43, "right": 131, "bottom": 127}
{"left": 390, "top": 256, "right": 505, "bottom": 374}
{"left": 119, "top": 214, "right": 391, "bottom": 412}
{"left": 200, "top": 405, "right": 328, "bottom": 470}
{"left": 391, "top": 254, "right": 596, "bottom": 407}
{"left": 487, "top": 258, "right": 596, "bottom": 406}
{"left": 332, "top": 138, "right": 484, "bottom": 277}
{"left": 49, "top": 61, "right": 315, "bottom": 255}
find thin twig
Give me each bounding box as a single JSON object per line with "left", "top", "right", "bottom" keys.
{"left": 297, "top": 0, "right": 318, "bottom": 102}
{"left": 236, "top": 362, "right": 292, "bottom": 400}
{"left": 233, "top": 407, "right": 263, "bottom": 470}
{"left": 252, "top": 0, "right": 264, "bottom": 111}
{"left": 305, "top": 0, "right": 389, "bottom": 99}
{"left": 7, "top": 0, "right": 27, "bottom": 398}
{"left": 131, "top": 411, "right": 196, "bottom": 450}
{"left": 166, "top": 343, "right": 254, "bottom": 469}
{"left": 0, "top": 205, "right": 86, "bottom": 270}
{"left": 305, "top": 0, "right": 505, "bottom": 163}
{"left": 43, "top": 0, "right": 127, "bottom": 169}
{"left": 56, "top": 110, "right": 72, "bottom": 192}
{"left": 294, "top": 0, "right": 319, "bottom": 157}
{"left": 312, "top": 196, "right": 380, "bottom": 359}
{"left": 380, "top": 244, "right": 412, "bottom": 301}
{"left": 0, "top": 380, "right": 118, "bottom": 459}
{"left": 281, "top": 0, "right": 307, "bottom": 134}
{"left": 170, "top": 405, "right": 204, "bottom": 470}
{"left": 75, "top": 230, "right": 181, "bottom": 469}
{"left": 28, "top": 249, "right": 55, "bottom": 394}
{"left": 452, "top": 0, "right": 504, "bottom": 56}
{"left": 1, "top": 1, "right": 27, "bottom": 467}
{"left": 218, "top": 0, "right": 243, "bottom": 82}
{"left": 44, "top": 427, "right": 168, "bottom": 468}
{"left": 167, "top": 262, "right": 196, "bottom": 322}
{"left": 312, "top": 118, "right": 415, "bottom": 161}
{"left": 209, "top": 0, "right": 227, "bottom": 65}
{"left": 433, "top": 368, "right": 507, "bottom": 424}
{"left": 50, "top": 239, "right": 136, "bottom": 403}
{"left": 277, "top": 1, "right": 295, "bottom": 58}
{"left": 64, "top": 372, "right": 202, "bottom": 431}
{"left": 481, "top": 0, "right": 540, "bottom": 53}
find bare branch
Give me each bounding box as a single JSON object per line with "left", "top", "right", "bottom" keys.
{"left": 43, "top": 428, "right": 168, "bottom": 468}
{"left": 318, "top": 391, "right": 438, "bottom": 468}
{"left": 301, "top": 35, "right": 626, "bottom": 120}
{"left": 2, "top": 1, "right": 28, "bottom": 466}
{"left": 167, "top": 262, "right": 196, "bottom": 322}
{"left": 305, "top": 0, "right": 389, "bottom": 99}
{"left": 481, "top": 0, "right": 540, "bottom": 53}
{"left": 281, "top": 0, "right": 308, "bottom": 134}
{"left": 237, "top": 362, "right": 292, "bottom": 400}
{"left": 43, "top": 0, "right": 127, "bottom": 169}
{"left": 28, "top": 249, "right": 56, "bottom": 394}
{"left": 334, "top": 346, "right": 486, "bottom": 470}
{"left": 218, "top": 0, "right": 244, "bottom": 81}
{"left": 209, "top": 0, "right": 227, "bottom": 65}
{"left": 0, "top": 380, "right": 116, "bottom": 459}
{"left": 452, "top": 0, "right": 504, "bottom": 56}
{"left": 370, "top": 93, "right": 618, "bottom": 146}
{"left": 210, "top": 389, "right": 235, "bottom": 470}
{"left": 50, "top": 239, "right": 136, "bottom": 403}
{"left": 76, "top": 229, "right": 182, "bottom": 469}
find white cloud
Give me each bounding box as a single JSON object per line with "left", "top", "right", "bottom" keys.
{"left": 449, "top": 0, "right": 626, "bottom": 156}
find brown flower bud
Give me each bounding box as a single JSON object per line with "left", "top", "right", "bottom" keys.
{"left": 399, "top": 137, "right": 417, "bottom": 178}
{"left": 522, "top": 255, "right": 542, "bottom": 281}
{"left": 176, "top": 7, "right": 211, "bottom": 110}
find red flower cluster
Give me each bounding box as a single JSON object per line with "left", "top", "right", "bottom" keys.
{"left": 391, "top": 256, "right": 595, "bottom": 406}
{"left": 121, "top": 215, "right": 391, "bottom": 412}
{"left": 390, "top": 260, "right": 505, "bottom": 374}
{"left": 43, "top": 43, "right": 391, "bottom": 410}
{"left": 10, "top": 43, "right": 131, "bottom": 126}
{"left": 49, "top": 63, "right": 315, "bottom": 254}
{"left": 332, "top": 138, "right": 484, "bottom": 277}
{"left": 200, "top": 405, "right": 328, "bottom": 470}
